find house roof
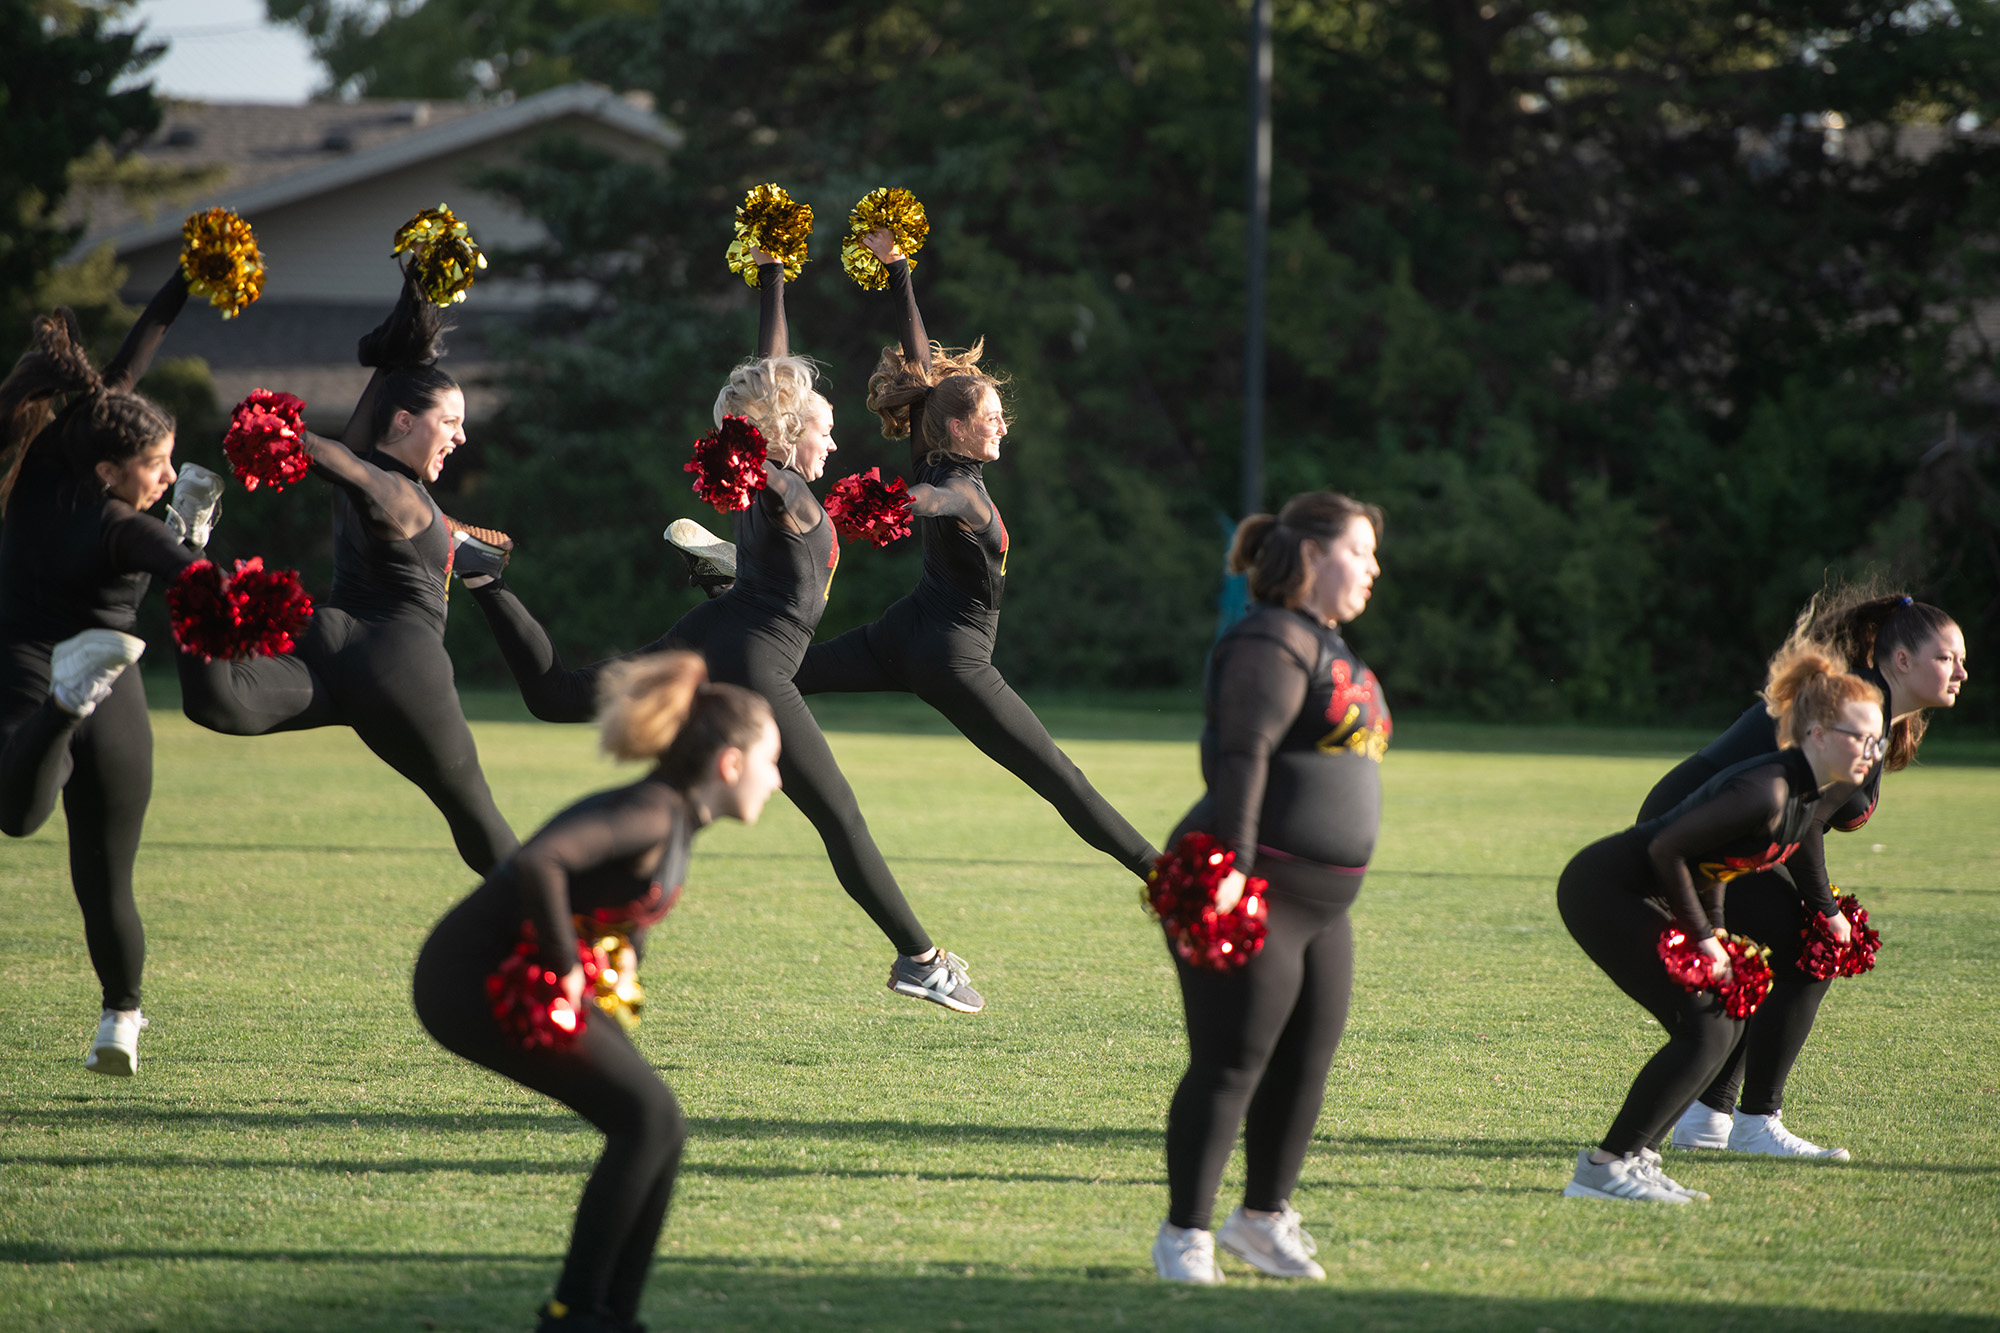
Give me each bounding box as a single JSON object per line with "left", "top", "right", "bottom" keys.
{"left": 72, "top": 82, "right": 680, "bottom": 259}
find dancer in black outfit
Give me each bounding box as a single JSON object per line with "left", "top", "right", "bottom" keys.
{"left": 0, "top": 276, "right": 227, "bottom": 1073}
{"left": 414, "top": 651, "right": 780, "bottom": 1333}
{"left": 789, "top": 228, "right": 1159, "bottom": 879}
{"left": 1646, "top": 590, "right": 1968, "bottom": 1161}
{"left": 466, "top": 248, "right": 981, "bottom": 1012}
{"left": 1153, "top": 492, "right": 1387, "bottom": 1286}
{"left": 1557, "top": 645, "right": 1882, "bottom": 1204}
{"left": 175, "top": 280, "right": 518, "bottom": 874}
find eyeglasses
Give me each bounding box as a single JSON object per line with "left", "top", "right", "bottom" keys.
{"left": 1826, "top": 725, "right": 1887, "bottom": 760}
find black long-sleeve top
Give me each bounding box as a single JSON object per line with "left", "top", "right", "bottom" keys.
{"left": 479, "top": 773, "right": 699, "bottom": 973}
{"left": 718, "top": 262, "right": 838, "bottom": 635}
{"left": 319, "top": 445, "right": 451, "bottom": 632}
{"left": 1678, "top": 666, "right": 1887, "bottom": 917}
{"left": 1633, "top": 748, "right": 1827, "bottom": 937}
{"left": 883, "top": 259, "right": 1008, "bottom": 625}
{"left": 0, "top": 275, "right": 200, "bottom": 646}
{"left": 1183, "top": 603, "right": 1392, "bottom": 873}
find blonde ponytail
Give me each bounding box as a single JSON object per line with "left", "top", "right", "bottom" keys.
{"left": 1762, "top": 641, "right": 1883, "bottom": 749}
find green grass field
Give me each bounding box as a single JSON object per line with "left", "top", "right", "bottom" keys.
{"left": 3, "top": 691, "right": 1997, "bottom": 1332}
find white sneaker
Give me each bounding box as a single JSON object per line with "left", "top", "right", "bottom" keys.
{"left": 1562, "top": 1149, "right": 1694, "bottom": 1203}
{"left": 85, "top": 1008, "right": 147, "bottom": 1076}
{"left": 664, "top": 518, "right": 737, "bottom": 577}
{"left": 1152, "top": 1221, "right": 1224, "bottom": 1285}
{"left": 1728, "top": 1110, "right": 1851, "bottom": 1162}
{"left": 49, "top": 630, "right": 146, "bottom": 718}
{"left": 1635, "top": 1147, "right": 1708, "bottom": 1200}
{"left": 1671, "top": 1101, "right": 1733, "bottom": 1150}
{"left": 164, "top": 462, "right": 225, "bottom": 549}
{"left": 1279, "top": 1199, "right": 1318, "bottom": 1255}
{"left": 1217, "top": 1206, "right": 1326, "bottom": 1279}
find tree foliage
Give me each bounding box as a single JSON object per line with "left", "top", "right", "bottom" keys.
{"left": 291, "top": 0, "right": 2000, "bottom": 724}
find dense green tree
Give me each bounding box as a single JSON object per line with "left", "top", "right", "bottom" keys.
{"left": 298, "top": 1, "right": 2000, "bottom": 724}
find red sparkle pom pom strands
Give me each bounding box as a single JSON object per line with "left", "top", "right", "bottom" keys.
{"left": 685, "top": 415, "right": 768, "bottom": 512}
{"left": 167, "top": 558, "right": 314, "bottom": 663}
{"left": 486, "top": 930, "right": 603, "bottom": 1051}
{"left": 1657, "top": 927, "right": 1776, "bottom": 1019}
{"left": 1799, "top": 891, "right": 1883, "bottom": 980}
{"left": 1144, "top": 832, "right": 1269, "bottom": 973}
{"left": 222, "top": 390, "right": 311, "bottom": 492}
{"left": 823, "top": 467, "right": 913, "bottom": 547}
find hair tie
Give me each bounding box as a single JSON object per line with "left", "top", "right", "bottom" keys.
{"left": 1898, "top": 595, "right": 1914, "bottom": 608}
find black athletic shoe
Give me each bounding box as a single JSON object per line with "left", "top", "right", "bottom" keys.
{"left": 665, "top": 518, "right": 736, "bottom": 598}
{"left": 447, "top": 517, "right": 514, "bottom": 583}
{"left": 535, "top": 1300, "right": 618, "bottom": 1332}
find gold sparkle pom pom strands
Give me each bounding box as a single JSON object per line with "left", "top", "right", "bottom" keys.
{"left": 179, "top": 209, "right": 265, "bottom": 319}
{"left": 392, "top": 204, "right": 488, "bottom": 305}
{"left": 841, "top": 187, "right": 929, "bottom": 291}
{"left": 726, "top": 183, "right": 814, "bottom": 286}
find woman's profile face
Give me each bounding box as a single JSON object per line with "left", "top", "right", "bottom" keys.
{"left": 96, "top": 433, "right": 177, "bottom": 511}
{"left": 1806, "top": 698, "right": 1886, "bottom": 787}
{"left": 720, "top": 718, "right": 783, "bottom": 823}
{"left": 949, "top": 386, "right": 1006, "bottom": 462}
{"left": 385, "top": 388, "right": 466, "bottom": 482}
{"left": 792, "top": 396, "right": 836, "bottom": 481}
{"left": 1885, "top": 623, "right": 1968, "bottom": 712}
{"left": 1301, "top": 515, "right": 1379, "bottom": 625}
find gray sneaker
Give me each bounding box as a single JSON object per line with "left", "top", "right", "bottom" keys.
{"left": 1217, "top": 1206, "right": 1326, "bottom": 1279}
{"left": 50, "top": 629, "right": 145, "bottom": 718}
{"left": 164, "top": 462, "right": 225, "bottom": 550}
{"left": 1562, "top": 1149, "right": 1694, "bottom": 1203}
{"left": 887, "top": 950, "right": 984, "bottom": 1013}
{"left": 1635, "top": 1147, "right": 1708, "bottom": 1200}
{"left": 665, "top": 518, "right": 736, "bottom": 597}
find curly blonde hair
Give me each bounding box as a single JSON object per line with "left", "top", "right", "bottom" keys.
{"left": 1762, "top": 641, "right": 1885, "bottom": 750}
{"left": 712, "top": 354, "right": 825, "bottom": 469}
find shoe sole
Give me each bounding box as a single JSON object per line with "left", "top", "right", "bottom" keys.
{"left": 86, "top": 1049, "right": 135, "bottom": 1077}
{"left": 1151, "top": 1247, "right": 1224, "bottom": 1285}
{"left": 1727, "top": 1142, "right": 1851, "bottom": 1161}
{"left": 665, "top": 520, "right": 738, "bottom": 576}
{"left": 1216, "top": 1233, "right": 1325, "bottom": 1279}
{"left": 1671, "top": 1135, "right": 1731, "bottom": 1150}
{"left": 1561, "top": 1181, "right": 1690, "bottom": 1203}
{"left": 888, "top": 979, "right": 984, "bottom": 1013}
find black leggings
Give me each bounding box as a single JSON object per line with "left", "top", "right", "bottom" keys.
{"left": 1558, "top": 831, "right": 1743, "bottom": 1157}
{"left": 473, "top": 585, "right": 932, "bottom": 955}
{"left": 1, "top": 641, "right": 152, "bottom": 1011}
{"left": 176, "top": 607, "right": 516, "bottom": 875}
{"left": 1165, "top": 861, "right": 1360, "bottom": 1231}
{"left": 1639, "top": 757, "right": 1832, "bottom": 1121}
{"left": 796, "top": 596, "right": 1158, "bottom": 878}
{"left": 413, "top": 894, "right": 683, "bottom": 1326}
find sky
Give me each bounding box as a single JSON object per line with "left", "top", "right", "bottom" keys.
{"left": 122, "top": 0, "right": 321, "bottom": 104}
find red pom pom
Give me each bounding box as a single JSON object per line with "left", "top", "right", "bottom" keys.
{"left": 1657, "top": 927, "right": 1774, "bottom": 1019}
{"left": 222, "top": 389, "right": 310, "bottom": 492}
{"left": 685, "top": 415, "right": 769, "bottom": 512}
{"left": 1144, "top": 832, "right": 1268, "bottom": 973}
{"left": 1799, "top": 892, "right": 1882, "bottom": 979}
{"left": 823, "top": 467, "right": 913, "bottom": 547}
{"left": 168, "top": 558, "right": 314, "bottom": 662}
{"left": 485, "top": 929, "right": 604, "bottom": 1051}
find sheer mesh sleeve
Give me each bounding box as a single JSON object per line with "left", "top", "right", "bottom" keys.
{"left": 297, "top": 432, "right": 435, "bottom": 538}
{"left": 1788, "top": 820, "right": 1840, "bottom": 918}
{"left": 101, "top": 272, "right": 191, "bottom": 394}
{"left": 511, "top": 784, "right": 678, "bottom": 971}
{"left": 103, "top": 506, "right": 200, "bottom": 580}
{"left": 757, "top": 262, "right": 788, "bottom": 359}
{"left": 1644, "top": 768, "right": 1789, "bottom": 937}
{"left": 885, "top": 257, "right": 932, "bottom": 376}
{"left": 759, "top": 460, "right": 825, "bottom": 535}
{"left": 907, "top": 474, "right": 991, "bottom": 526}
{"left": 1209, "top": 618, "right": 1318, "bottom": 870}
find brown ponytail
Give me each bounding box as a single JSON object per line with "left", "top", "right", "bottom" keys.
{"left": 865, "top": 340, "right": 1003, "bottom": 471}
{"left": 1762, "top": 641, "right": 1884, "bottom": 750}
{"left": 1787, "top": 581, "right": 1960, "bottom": 770}
{"left": 596, "top": 651, "right": 773, "bottom": 787}
{"left": 0, "top": 308, "right": 173, "bottom": 516}
{"left": 1229, "top": 491, "right": 1384, "bottom": 611}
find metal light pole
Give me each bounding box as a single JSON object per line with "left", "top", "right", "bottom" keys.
{"left": 1240, "top": 0, "right": 1273, "bottom": 521}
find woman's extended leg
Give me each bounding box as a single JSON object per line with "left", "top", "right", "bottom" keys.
{"left": 59, "top": 669, "right": 154, "bottom": 1012}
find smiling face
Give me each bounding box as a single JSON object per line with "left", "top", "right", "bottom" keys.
{"left": 791, "top": 395, "right": 837, "bottom": 482}
{"left": 946, "top": 386, "right": 1007, "bottom": 463}
{"left": 1884, "top": 622, "right": 1968, "bottom": 713}
{"left": 382, "top": 387, "right": 466, "bottom": 482}
{"left": 1300, "top": 514, "right": 1380, "bottom": 625}
{"left": 95, "top": 432, "right": 177, "bottom": 511}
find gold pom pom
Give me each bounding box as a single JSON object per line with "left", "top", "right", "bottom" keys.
{"left": 179, "top": 208, "right": 265, "bottom": 320}
{"left": 392, "top": 203, "right": 488, "bottom": 306}
{"left": 587, "top": 930, "right": 644, "bottom": 1033}
{"left": 841, "top": 188, "right": 929, "bottom": 291}
{"left": 726, "top": 183, "right": 814, "bottom": 288}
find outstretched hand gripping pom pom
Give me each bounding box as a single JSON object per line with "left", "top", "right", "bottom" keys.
{"left": 726, "top": 184, "right": 814, "bottom": 287}
{"left": 179, "top": 208, "right": 265, "bottom": 319}
{"left": 823, "top": 467, "right": 913, "bottom": 547}
{"left": 1144, "top": 832, "right": 1268, "bottom": 973}
{"left": 685, "top": 415, "right": 768, "bottom": 512}
{"left": 392, "top": 204, "right": 487, "bottom": 305}
{"left": 1658, "top": 927, "right": 1775, "bottom": 1019}
{"left": 168, "top": 558, "right": 314, "bottom": 663}
{"left": 1798, "top": 891, "right": 1882, "bottom": 980}
{"left": 841, "top": 188, "right": 929, "bottom": 290}
{"left": 486, "top": 928, "right": 603, "bottom": 1051}
{"left": 223, "top": 389, "right": 310, "bottom": 492}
